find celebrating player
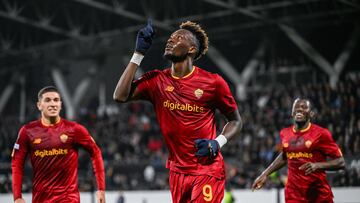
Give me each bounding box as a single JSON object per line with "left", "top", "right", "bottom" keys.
{"left": 11, "top": 86, "right": 106, "bottom": 203}
{"left": 113, "top": 20, "right": 242, "bottom": 202}
{"left": 252, "top": 98, "right": 345, "bottom": 203}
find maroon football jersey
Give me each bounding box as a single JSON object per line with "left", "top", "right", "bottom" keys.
{"left": 280, "top": 123, "right": 343, "bottom": 202}
{"left": 12, "top": 119, "right": 105, "bottom": 203}
{"left": 134, "top": 66, "right": 238, "bottom": 178}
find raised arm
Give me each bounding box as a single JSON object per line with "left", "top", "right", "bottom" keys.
{"left": 113, "top": 19, "right": 155, "bottom": 102}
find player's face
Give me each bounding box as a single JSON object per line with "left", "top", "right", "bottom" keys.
{"left": 291, "top": 99, "right": 311, "bottom": 122}
{"left": 164, "top": 29, "right": 196, "bottom": 62}
{"left": 37, "top": 92, "right": 62, "bottom": 118}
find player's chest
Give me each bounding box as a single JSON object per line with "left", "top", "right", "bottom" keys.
{"left": 282, "top": 132, "right": 319, "bottom": 152}
{"left": 28, "top": 128, "right": 74, "bottom": 149}
{"left": 157, "top": 79, "right": 215, "bottom": 103}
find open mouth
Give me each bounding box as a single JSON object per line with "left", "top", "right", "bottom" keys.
{"left": 165, "top": 44, "right": 173, "bottom": 50}
{"left": 295, "top": 112, "right": 304, "bottom": 119}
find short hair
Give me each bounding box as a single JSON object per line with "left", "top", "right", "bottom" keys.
{"left": 38, "top": 86, "right": 59, "bottom": 101}
{"left": 180, "top": 21, "right": 209, "bottom": 61}
{"left": 292, "top": 98, "right": 312, "bottom": 110}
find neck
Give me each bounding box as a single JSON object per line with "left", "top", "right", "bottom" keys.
{"left": 41, "top": 116, "right": 60, "bottom": 125}
{"left": 171, "top": 58, "right": 193, "bottom": 78}
{"left": 294, "top": 120, "right": 310, "bottom": 132}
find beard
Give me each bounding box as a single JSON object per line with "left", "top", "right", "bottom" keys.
{"left": 163, "top": 53, "right": 188, "bottom": 63}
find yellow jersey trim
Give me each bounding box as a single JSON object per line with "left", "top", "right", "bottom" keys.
{"left": 293, "top": 123, "right": 312, "bottom": 133}
{"left": 171, "top": 66, "right": 196, "bottom": 79}
{"left": 41, "top": 117, "right": 61, "bottom": 126}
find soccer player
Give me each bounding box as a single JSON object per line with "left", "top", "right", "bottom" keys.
{"left": 11, "top": 86, "right": 106, "bottom": 203}
{"left": 113, "top": 20, "right": 242, "bottom": 202}
{"left": 251, "top": 98, "right": 345, "bottom": 203}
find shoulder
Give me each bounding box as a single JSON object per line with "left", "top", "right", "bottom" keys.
{"left": 61, "top": 119, "right": 88, "bottom": 133}
{"left": 61, "top": 119, "right": 78, "bottom": 127}
{"left": 196, "top": 67, "right": 227, "bottom": 88}
{"left": 133, "top": 69, "right": 165, "bottom": 85}
{"left": 280, "top": 126, "right": 293, "bottom": 136}
{"left": 310, "top": 124, "right": 335, "bottom": 143}
{"left": 312, "top": 123, "right": 330, "bottom": 134}
{"left": 21, "top": 120, "right": 41, "bottom": 132}
{"left": 196, "top": 66, "right": 220, "bottom": 79}
{"left": 25, "top": 120, "right": 41, "bottom": 128}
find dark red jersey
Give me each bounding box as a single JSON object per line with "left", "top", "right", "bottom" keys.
{"left": 11, "top": 119, "right": 105, "bottom": 203}
{"left": 280, "top": 123, "right": 343, "bottom": 203}
{"left": 134, "top": 66, "right": 238, "bottom": 178}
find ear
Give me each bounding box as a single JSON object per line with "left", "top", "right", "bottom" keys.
{"left": 291, "top": 109, "right": 295, "bottom": 118}
{"left": 309, "top": 111, "right": 315, "bottom": 119}
{"left": 188, "top": 46, "right": 197, "bottom": 55}
{"left": 37, "top": 101, "right": 42, "bottom": 111}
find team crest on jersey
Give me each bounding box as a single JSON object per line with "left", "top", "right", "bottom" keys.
{"left": 60, "top": 134, "right": 68, "bottom": 143}
{"left": 194, "top": 89, "right": 203, "bottom": 99}
{"left": 283, "top": 142, "right": 289, "bottom": 148}
{"left": 165, "top": 85, "right": 174, "bottom": 92}
{"left": 305, "top": 140, "right": 312, "bottom": 148}
{"left": 33, "top": 138, "right": 41, "bottom": 144}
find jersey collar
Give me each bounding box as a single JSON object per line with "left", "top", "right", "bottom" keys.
{"left": 292, "top": 122, "right": 312, "bottom": 133}
{"left": 41, "top": 117, "right": 61, "bottom": 127}
{"left": 171, "top": 66, "right": 196, "bottom": 79}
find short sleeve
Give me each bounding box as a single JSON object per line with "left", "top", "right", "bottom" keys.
{"left": 133, "top": 70, "right": 161, "bottom": 101}
{"left": 214, "top": 75, "right": 238, "bottom": 115}
{"left": 317, "top": 129, "right": 343, "bottom": 158}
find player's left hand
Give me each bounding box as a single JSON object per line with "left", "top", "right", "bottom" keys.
{"left": 97, "top": 190, "right": 106, "bottom": 203}
{"left": 195, "top": 139, "right": 220, "bottom": 159}
{"left": 299, "top": 162, "right": 319, "bottom": 175}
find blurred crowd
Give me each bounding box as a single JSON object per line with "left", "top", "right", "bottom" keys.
{"left": 0, "top": 74, "right": 360, "bottom": 193}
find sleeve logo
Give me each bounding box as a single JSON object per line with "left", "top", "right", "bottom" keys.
{"left": 14, "top": 143, "right": 20, "bottom": 150}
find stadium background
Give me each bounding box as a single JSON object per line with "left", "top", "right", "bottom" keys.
{"left": 0, "top": 0, "right": 359, "bottom": 202}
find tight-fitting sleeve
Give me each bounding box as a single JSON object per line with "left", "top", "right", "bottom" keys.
{"left": 74, "top": 124, "right": 105, "bottom": 190}
{"left": 133, "top": 69, "right": 161, "bottom": 101}
{"left": 11, "top": 126, "right": 30, "bottom": 200}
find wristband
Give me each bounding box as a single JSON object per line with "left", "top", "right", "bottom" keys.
{"left": 130, "top": 52, "right": 144, "bottom": 65}
{"left": 215, "top": 134, "right": 227, "bottom": 148}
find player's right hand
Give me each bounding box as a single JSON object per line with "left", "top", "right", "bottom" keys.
{"left": 251, "top": 173, "right": 267, "bottom": 191}
{"left": 135, "top": 19, "right": 155, "bottom": 55}
{"left": 14, "top": 198, "right": 26, "bottom": 203}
